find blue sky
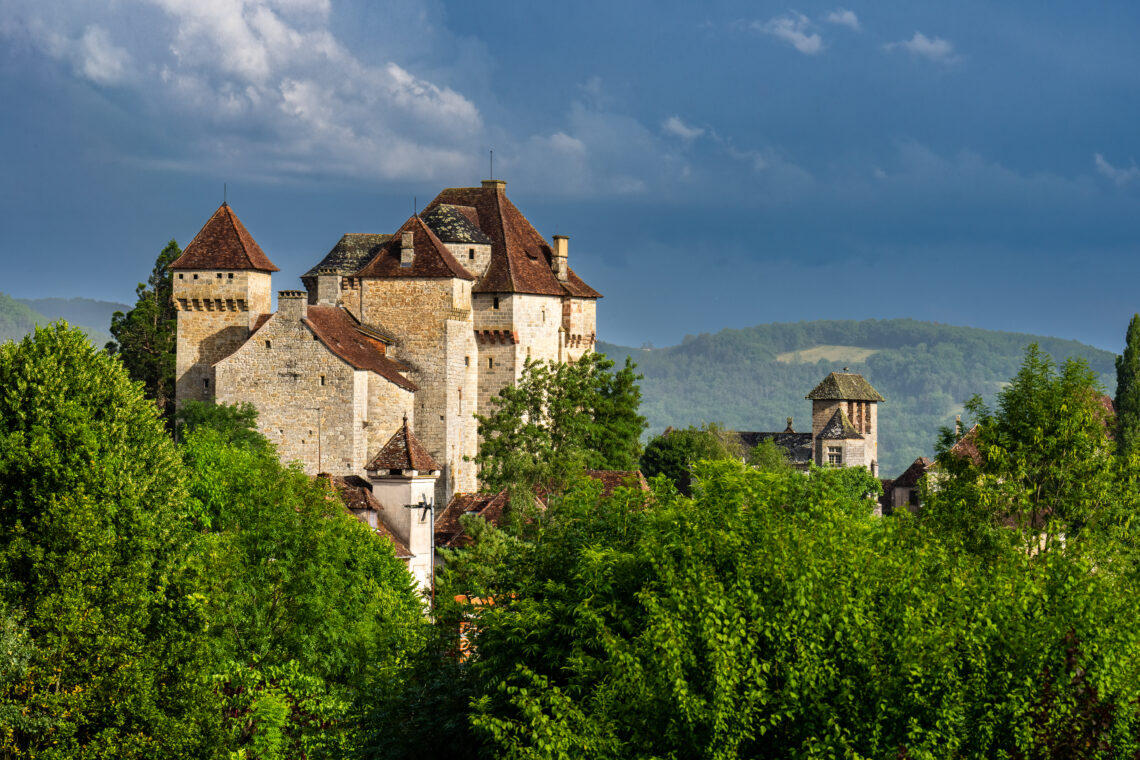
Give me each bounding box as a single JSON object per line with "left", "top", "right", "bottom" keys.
{"left": 1, "top": 0, "right": 1138, "bottom": 350}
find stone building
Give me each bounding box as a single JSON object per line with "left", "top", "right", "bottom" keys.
{"left": 739, "top": 370, "right": 885, "bottom": 474}
{"left": 171, "top": 179, "right": 601, "bottom": 546}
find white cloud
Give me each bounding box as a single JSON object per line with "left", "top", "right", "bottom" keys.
{"left": 824, "top": 9, "right": 859, "bottom": 32}
{"left": 662, "top": 116, "right": 705, "bottom": 141}
{"left": 1095, "top": 153, "right": 1140, "bottom": 186}
{"left": 756, "top": 13, "right": 823, "bottom": 55}
{"left": 77, "top": 26, "right": 132, "bottom": 84}
{"left": 883, "top": 32, "right": 961, "bottom": 64}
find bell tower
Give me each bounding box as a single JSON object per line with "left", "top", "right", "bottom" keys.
{"left": 169, "top": 203, "right": 278, "bottom": 406}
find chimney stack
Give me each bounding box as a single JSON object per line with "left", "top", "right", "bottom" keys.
{"left": 278, "top": 290, "right": 308, "bottom": 321}
{"left": 400, "top": 231, "right": 414, "bottom": 267}
{"left": 551, "top": 235, "right": 569, "bottom": 282}
{"left": 314, "top": 267, "right": 340, "bottom": 306}
{"left": 482, "top": 179, "right": 506, "bottom": 191}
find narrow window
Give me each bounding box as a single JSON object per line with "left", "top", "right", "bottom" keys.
{"left": 468, "top": 248, "right": 475, "bottom": 260}
{"left": 493, "top": 297, "right": 500, "bottom": 310}
{"left": 488, "top": 357, "right": 494, "bottom": 369}
{"left": 265, "top": 340, "right": 272, "bottom": 349}
{"left": 464, "top": 356, "right": 470, "bottom": 367}
{"left": 320, "top": 375, "right": 326, "bottom": 386}
{"left": 203, "top": 378, "right": 209, "bottom": 390}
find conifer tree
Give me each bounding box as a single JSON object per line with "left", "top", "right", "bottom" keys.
{"left": 106, "top": 239, "right": 181, "bottom": 421}
{"left": 1116, "top": 314, "right": 1140, "bottom": 457}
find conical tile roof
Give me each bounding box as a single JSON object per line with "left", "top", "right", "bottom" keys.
{"left": 366, "top": 417, "right": 440, "bottom": 473}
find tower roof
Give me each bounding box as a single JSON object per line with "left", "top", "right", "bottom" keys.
{"left": 354, "top": 215, "right": 474, "bottom": 280}
{"left": 169, "top": 203, "right": 279, "bottom": 272}
{"left": 420, "top": 204, "right": 493, "bottom": 244}
{"left": 366, "top": 417, "right": 441, "bottom": 472}
{"left": 806, "top": 371, "right": 884, "bottom": 402}
{"left": 818, "top": 408, "right": 864, "bottom": 440}
{"left": 424, "top": 182, "right": 601, "bottom": 298}
{"left": 303, "top": 233, "right": 390, "bottom": 279}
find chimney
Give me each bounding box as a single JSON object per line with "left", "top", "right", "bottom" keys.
{"left": 482, "top": 179, "right": 507, "bottom": 191}
{"left": 400, "top": 231, "right": 414, "bottom": 267}
{"left": 278, "top": 290, "right": 308, "bottom": 321}
{"left": 315, "top": 267, "right": 340, "bottom": 306}
{"left": 551, "top": 235, "right": 569, "bottom": 282}
{"left": 955, "top": 414, "right": 962, "bottom": 438}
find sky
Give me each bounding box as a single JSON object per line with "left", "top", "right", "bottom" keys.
{"left": 1, "top": 0, "right": 1139, "bottom": 350}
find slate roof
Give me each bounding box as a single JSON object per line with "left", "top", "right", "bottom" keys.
{"left": 354, "top": 216, "right": 474, "bottom": 280}
{"left": 328, "top": 475, "right": 412, "bottom": 558}
{"left": 806, "top": 372, "right": 885, "bottom": 402}
{"left": 892, "top": 457, "right": 932, "bottom": 489}
{"left": 365, "top": 417, "right": 441, "bottom": 472}
{"left": 425, "top": 183, "right": 601, "bottom": 298}
{"left": 303, "top": 233, "right": 391, "bottom": 279}
{"left": 737, "top": 431, "right": 814, "bottom": 463}
{"left": 420, "top": 204, "right": 493, "bottom": 244}
{"left": 302, "top": 306, "right": 417, "bottom": 391}
{"left": 170, "top": 203, "right": 279, "bottom": 272}
{"left": 818, "top": 408, "right": 863, "bottom": 440}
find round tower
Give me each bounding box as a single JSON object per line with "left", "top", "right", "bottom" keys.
{"left": 169, "top": 203, "right": 278, "bottom": 406}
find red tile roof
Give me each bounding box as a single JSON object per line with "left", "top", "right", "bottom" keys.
{"left": 366, "top": 417, "right": 440, "bottom": 472}
{"left": 170, "top": 203, "right": 279, "bottom": 272}
{"left": 329, "top": 475, "right": 412, "bottom": 558}
{"left": 892, "top": 457, "right": 932, "bottom": 489}
{"left": 302, "top": 306, "right": 417, "bottom": 391}
{"left": 434, "top": 491, "right": 511, "bottom": 548}
{"left": 354, "top": 215, "right": 474, "bottom": 280}
{"left": 425, "top": 183, "right": 601, "bottom": 298}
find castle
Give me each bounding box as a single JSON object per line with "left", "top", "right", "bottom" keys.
{"left": 740, "top": 369, "right": 885, "bottom": 476}
{"left": 170, "top": 180, "right": 600, "bottom": 586}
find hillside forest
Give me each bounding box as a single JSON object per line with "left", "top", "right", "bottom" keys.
{"left": 601, "top": 320, "right": 1117, "bottom": 476}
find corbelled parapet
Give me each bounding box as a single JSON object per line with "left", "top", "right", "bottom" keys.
{"left": 278, "top": 290, "right": 308, "bottom": 321}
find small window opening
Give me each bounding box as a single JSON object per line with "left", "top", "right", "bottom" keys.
{"left": 320, "top": 375, "right": 326, "bottom": 386}
{"left": 193, "top": 274, "right": 198, "bottom": 280}
{"left": 203, "top": 378, "right": 209, "bottom": 390}
{"left": 265, "top": 340, "right": 272, "bottom": 349}
{"left": 178, "top": 273, "right": 184, "bottom": 279}
{"left": 468, "top": 248, "right": 475, "bottom": 260}
{"left": 464, "top": 356, "right": 470, "bottom": 367}
{"left": 228, "top": 273, "right": 234, "bottom": 279}
{"left": 216, "top": 273, "right": 223, "bottom": 279}
{"left": 492, "top": 297, "right": 500, "bottom": 310}
{"left": 488, "top": 357, "right": 495, "bottom": 369}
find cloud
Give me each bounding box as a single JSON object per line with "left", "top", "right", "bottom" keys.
{"left": 1095, "top": 153, "right": 1140, "bottom": 186}
{"left": 662, "top": 116, "right": 705, "bottom": 141}
{"left": 824, "top": 9, "right": 859, "bottom": 32}
{"left": 883, "top": 31, "right": 961, "bottom": 64}
{"left": 1, "top": 0, "right": 483, "bottom": 181}
{"left": 756, "top": 13, "right": 823, "bottom": 55}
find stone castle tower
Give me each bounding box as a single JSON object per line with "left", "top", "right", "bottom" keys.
{"left": 172, "top": 180, "right": 600, "bottom": 506}
{"left": 806, "top": 370, "right": 884, "bottom": 475}
{"left": 170, "top": 203, "right": 277, "bottom": 404}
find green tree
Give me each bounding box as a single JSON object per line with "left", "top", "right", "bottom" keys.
{"left": 746, "top": 438, "right": 794, "bottom": 473}
{"left": 924, "top": 344, "right": 1123, "bottom": 555}
{"left": 181, "top": 426, "right": 426, "bottom": 756}
{"left": 0, "top": 324, "right": 218, "bottom": 758}
{"left": 639, "top": 423, "right": 742, "bottom": 495}
{"left": 474, "top": 353, "right": 647, "bottom": 495}
{"left": 1116, "top": 314, "right": 1140, "bottom": 457}
{"left": 441, "top": 461, "right": 1140, "bottom": 759}
{"left": 106, "top": 239, "right": 180, "bottom": 421}
{"left": 176, "top": 398, "right": 267, "bottom": 450}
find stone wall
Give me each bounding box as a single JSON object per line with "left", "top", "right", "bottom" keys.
{"left": 174, "top": 270, "right": 271, "bottom": 406}
{"left": 443, "top": 242, "right": 491, "bottom": 280}
{"left": 215, "top": 305, "right": 414, "bottom": 475}
{"left": 563, "top": 297, "right": 597, "bottom": 362}
{"left": 360, "top": 277, "right": 477, "bottom": 504}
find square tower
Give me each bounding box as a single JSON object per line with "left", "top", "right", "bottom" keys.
{"left": 806, "top": 370, "right": 885, "bottom": 475}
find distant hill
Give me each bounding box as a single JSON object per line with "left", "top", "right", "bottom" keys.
{"left": 599, "top": 319, "right": 1119, "bottom": 478}
{"left": 2, "top": 294, "right": 129, "bottom": 347}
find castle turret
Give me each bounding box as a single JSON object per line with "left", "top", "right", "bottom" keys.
{"left": 366, "top": 417, "right": 441, "bottom": 592}
{"left": 170, "top": 203, "right": 278, "bottom": 406}
{"left": 806, "top": 370, "right": 885, "bottom": 474}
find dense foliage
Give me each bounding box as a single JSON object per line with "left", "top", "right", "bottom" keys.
{"left": 474, "top": 353, "right": 647, "bottom": 494}
{"left": 106, "top": 240, "right": 181, "bottom": 421}
{"left": 601, "top": 318, "right": 1117, "bottom": 476}
{"left": 639, "top": 423, "right": 744, "bottom": 494}
{"left": 0, "top": 326, "right": 426, "bottom": 758}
